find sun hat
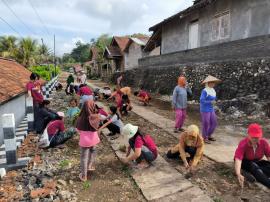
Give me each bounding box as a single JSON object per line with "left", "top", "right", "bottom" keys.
{"left": 201, "top": 75, "right": 221, "bottom": 85}
{"left": 122, "top": 123, "right": 139, "bottom": 139}
{"left": 57, "top": 111, "right": 65, "bottom": 118}
{"left": 187, "top": 125, "right": 199, "bottom": 137}
{"left": 248, "top": 123, "right": 263, "bottom": 138}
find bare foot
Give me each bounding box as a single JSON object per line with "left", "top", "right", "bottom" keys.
{"left": 79, "top": 173, "right": 87, "bottom": 182}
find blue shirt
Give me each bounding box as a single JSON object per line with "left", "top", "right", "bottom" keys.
{"left": 200, "top": 89, "right": 216, "bottom": 112}
{"left": 67, "top": 107, "right": 80, "bottom": 118}
{"left": 172, "top": 86, "right": 192, "bottom": 109}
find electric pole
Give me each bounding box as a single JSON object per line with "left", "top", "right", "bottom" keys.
{"left": 54, "top": 34, "right": 56, "bottom": 77}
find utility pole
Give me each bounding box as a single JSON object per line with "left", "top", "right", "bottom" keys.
{"left": 54, "top": 34, "right": 56, "bottom": 77}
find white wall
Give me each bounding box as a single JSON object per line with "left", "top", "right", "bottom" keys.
{"left": 0, "top": 94, "right": 26, "bottom": 145}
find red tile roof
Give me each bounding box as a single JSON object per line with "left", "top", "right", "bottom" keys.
{"left": 113, "top": 36, "right": 129, "bottom": 52}
{"left": 0, "top": 58, "right": 31, "bottom": 104}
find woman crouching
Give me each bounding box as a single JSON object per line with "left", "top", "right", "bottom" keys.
{"left": 121, "top": 123, "right": 158, "bottom": 168}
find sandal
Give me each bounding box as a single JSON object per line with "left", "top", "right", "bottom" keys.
{"left": 204, "top": 139, "right": 211, "bottom": 144}
{"left": 88, "top": 166, "right": 96, "bottom": 171}
{"left": 79, "top": 173, "right": 87, "bottom": 182}
{"left": 208, "top": 137, "right": 216, "bottom": 141}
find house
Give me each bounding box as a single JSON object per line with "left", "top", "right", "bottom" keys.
{"left": 123, "top": 36, "right": 150, "bottom": 70}
{"left": 0, "top": 58, "right": 31, "bottom": 145}
{"left": 84, "top": 47, "right": 100, "bottom": 78}
{"left": 102, "top": 36, "right": 129, "bottom": 78}
{"left": 144, "top": 0, "right": 270, "bottom": 58}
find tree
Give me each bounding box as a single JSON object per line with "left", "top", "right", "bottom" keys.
{"left": 92, "top": 34, "right": 112, "bottom": 63}
{"left": 70, "top": 41, "right": 90, "bottom": 63}
{"left": 62, "top": 53, "right": 76, "bottom": 63}
{"left": 36, "top": 43, "right": 52, "bottom": 64}
{"left": 17, "top": 37, "right": 37, "bottom": 67}
{"left": 0, "top": 35, "right": 18, "bottom": 59}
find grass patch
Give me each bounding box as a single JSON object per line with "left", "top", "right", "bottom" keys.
{"left": 59, "top": 159, "right": 71, "bottom": 169}
{"left": 83, "top": 181, "right": 91, "bottom": 189}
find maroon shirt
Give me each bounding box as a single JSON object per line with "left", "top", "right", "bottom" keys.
{"left": 47, "top": 120, "right": 65, "bottom": 137}
{"left": 135, "top": 135, "right": 158, "bottom": 158}
{"left": 26, "top": 81, "right": 43, "bottom": 104}
{"left": 138, "top": 90, "right": 150, "bottom": 98}
{"left": 77, "top": 86, "right": 92, "bottom": 96}
{"left": 234, "top": 138, "right": 270, "bottom": 161}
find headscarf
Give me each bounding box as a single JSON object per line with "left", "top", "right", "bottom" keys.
{"left": 181, "top": 125, "right": 204, "bottom": 148}
{"left": 178, "top": 76, "right": 186, "bottom": 87}
{"left": 204, "top": 83, "right": 216, "bottom": 97}
{"left": 76, "top": 100, "right": 100, "bottom": 131}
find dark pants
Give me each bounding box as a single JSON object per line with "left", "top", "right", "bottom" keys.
{"left": 242, "top": 159, "right": 270, "bottom": 188}
{"left": 166, "top": 146, "right": 197, "bottom": 163}
{"left": 33, "top": 103, "right": 39, "bottom": 131}
{"left": 107, "top": 123, "right": 120, "bottom": 135}
{"left": 129, "top": 139, "right": 155, "bottom": 163}
{"left": 49, "top": 128, "right": 76, "bottom": 148}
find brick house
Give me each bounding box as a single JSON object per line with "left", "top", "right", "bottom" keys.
{"left": 143, "top": 0, "right": 270, "bottom": 62}
{"left": 123, "top": 37, "right": 150, "bottom": 70}
{"left": 102, "top": 36, "right": 129, "bottom": 78}
{"left": 0, "top": 58, "right": 32, "bottom": 145}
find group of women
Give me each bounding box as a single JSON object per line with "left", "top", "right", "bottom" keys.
{"left": 27, "top": 72, "right": 270, "bottom": 188}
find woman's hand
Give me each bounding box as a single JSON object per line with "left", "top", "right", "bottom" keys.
{"left": 237, "top": 174, "right": 245, "bottom": 188}
{"left": 120, "top": 157, "right": 129, "bottom": 164}
{"left": 184, "top": 161, "right": 189, "bottom": 169}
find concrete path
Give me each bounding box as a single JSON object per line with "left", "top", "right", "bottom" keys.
{"left": 95, "top": 100, "right": 212, "bottom": 201}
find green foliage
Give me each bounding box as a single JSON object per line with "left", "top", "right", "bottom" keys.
{"left": 83, "top": 181, "right": 91, "bottom": 189}
{"left": 70, "top": 41, "right": 90, "bottom": 63}
{"left": 29, "top": 64, "right": 61, "bottom": 81}
{"left": 59, "top": 159, "right": 71, "bottom": 169}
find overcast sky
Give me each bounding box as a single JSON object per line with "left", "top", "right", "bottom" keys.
{"left": 0, "top": 0, "right": 193, "bottom": 56}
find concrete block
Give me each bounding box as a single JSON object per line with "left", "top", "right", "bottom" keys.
{"left": 0, "top": 168, "right": 6, "bottom": 179}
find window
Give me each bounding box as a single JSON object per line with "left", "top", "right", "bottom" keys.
{"left": 211, "top": 11, "right": 230, "bottom": 41}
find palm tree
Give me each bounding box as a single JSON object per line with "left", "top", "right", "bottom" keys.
{"left": 36, "top": 43, "right": 52, "bottom": 64}
{"left": 17, "top": 37, "right": 37, "bottom": 67}
{"left": 0, "top": 36, "right": 18, "bottom": 59}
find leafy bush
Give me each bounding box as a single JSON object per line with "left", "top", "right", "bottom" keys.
{"left": 29, "top": 64, "right": 61, "bottom": 81}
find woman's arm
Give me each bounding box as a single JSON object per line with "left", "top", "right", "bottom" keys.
{"left": 126, "top": 148, "right": 141, "bottom": 161}
{"left": 200, "top": 90, "right": 212, "bottom": 104}
{"left": 98, "top": 119, "right": 112, "bottom": 131}
{"left": 235, "top": 159, "right": 244, "bottom": 188}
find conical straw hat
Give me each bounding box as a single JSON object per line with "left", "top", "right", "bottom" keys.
{"left": 201, "top": 75, "right": 221, "bottom": 84}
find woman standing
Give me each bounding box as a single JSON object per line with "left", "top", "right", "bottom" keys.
{"left": 172, "top": 76, "right": 192, "bottom": 133}
{"left": 76, "top": 100, "right": 100, "bottom": 181}
{"left": 200, "top": 75, "right": 221, "bottom": 144}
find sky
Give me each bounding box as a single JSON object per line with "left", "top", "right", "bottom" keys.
{"left": 0, "top": 0, "right": 193, "bottom": 56}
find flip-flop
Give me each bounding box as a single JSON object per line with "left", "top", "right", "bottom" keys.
{"left": 88, "top": 167, "right": 96, "bottom": 171}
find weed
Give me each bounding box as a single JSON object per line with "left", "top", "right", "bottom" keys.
{"left": 59, "top": 159, "right": 70, "bottom": 169}
{"left": 83, "top": 181, "right": 91, "bottom": 189}
{"left": 213, "top": 198, "right": 223, "bottom": 202}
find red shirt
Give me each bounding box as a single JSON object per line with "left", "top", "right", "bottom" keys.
{"left": 26, "top": 81, "right": 43, "bottom": 104}
{"left": 135, "top": 135, "right": 158, "bottom": 158}
{"left": 77, "top": 86, "right": 92, "bottom": 96}
{"left": 138, "top": 90, "right": 150, "bottom": 98}
{"left": 234, "top": 138, "right": 270, "bottom": 161}
{"left": 47, "top": 120, "right": 65, "bottom": 137}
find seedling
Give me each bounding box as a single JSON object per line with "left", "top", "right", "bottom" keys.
{"left": 83, "top": 181, "right": 91, "bottom": 189}
{"left": 59, "top": 159, "right": 70, "bottom": 169}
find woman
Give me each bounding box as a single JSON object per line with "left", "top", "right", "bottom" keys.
{"left": 134, "top": 88, "right": 151, "bottom": 106}
{"left": 26, "top": 73, "right": 44, "bottom": 132}
{"left": 66, "top": 74, "right": 74, "bottom": 95}
{"left": 35, "top": 100, "right": 58, "bottom": 134}
{"left": 119, "top": 94, "right": 132, "bottom": 116}
{"left": 172, "top": 76, "right": 192, "bottom": 133}
{"left": 167, "top": 125, "right": 204, "bottom": 173}
{"left": 47, "top": 112, "right": 76, "bottom": 148}
{"left": 200, "top": 75, "right": 221, "bottom": 144}
{"left": 234, "top": 123, "right": 270, "bottom": 188}
{"left": 99, "top": 106, "right": 123, "bottom": 137}
{"left": 77, "top": 84, "right": 93, "bottom": 107}
{"left": 121, "top": 123, "right": 158, "bottom": 168}
{"left": 76, "top": 100, "right": 100, "bottom": 181}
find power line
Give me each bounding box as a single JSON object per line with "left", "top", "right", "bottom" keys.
{"left": 27, "top": 0, "right": 50, "bottom": 36}
{"left": 1, "top": 0, "right": 37, "bottom": 36}
{"left": 0, "top": 16, "right": 23, "bottom": 37}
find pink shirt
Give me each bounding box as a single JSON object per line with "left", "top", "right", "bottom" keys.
{"left": 47, "top": 120, "right": 65, "bottom": 137}
{"left": 135, "top": 135, "right": 158, "bottom": 158}
{"left": 138, "top": 90, "right": 150, "bottom": 98}
{"left": 77, "top": 86, "right": 92, "bottom": 96}
{"left": 78, "top": 130, "right": 100, "bottom": 147}
{"left": 234, "top": 138, "right": 270, "bottom": 161}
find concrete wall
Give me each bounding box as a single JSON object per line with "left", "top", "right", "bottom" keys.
{"left": 125, "top": 43, "right": 144, "bottom": 70}
{"left": 0, "top": 94, "right": 26, "bottom": 144}
{"left": 161, "top": 0, "right": 270, "bottom": 54}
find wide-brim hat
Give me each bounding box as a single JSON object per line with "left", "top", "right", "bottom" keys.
{"left": 201, "top": 75, "right": 221, "bottom": 85}
{"left": 57, "top": 111, "right": 65, "bottom": 118}
{"left": 122, "top": 123, "right": 138, "bottom": 139}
